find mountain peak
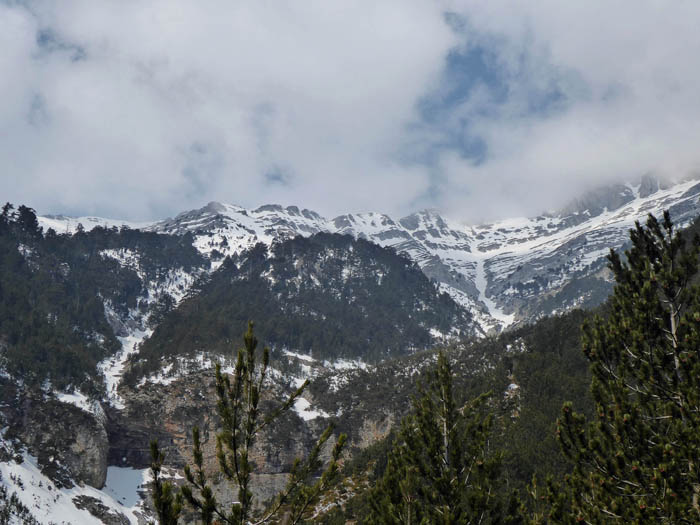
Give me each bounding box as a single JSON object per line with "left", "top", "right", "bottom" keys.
{"left": 253, "top": 204, "right": 285, "bottom": 214}
{"left": 35, "top": 177, "right": 700, "bottom": 332}
{"left": 399, "top": 209, "right": 450, "bottom": 234}
{"left": 203, "top": 201, "right": 228, "bottom": 213}
{"left": 559, "top": 183, "right": 635, "bottom": 218}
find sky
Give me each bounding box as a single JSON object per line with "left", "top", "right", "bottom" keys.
{"left": 1, "top": 1, "right": 700, "bottom": 223}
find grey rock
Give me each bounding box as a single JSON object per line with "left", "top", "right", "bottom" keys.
{"left": 72, "top": 495, "right": 130, "bottom": 525}
{"left": 1, "top": 388, "right": 109, "bottom": 489}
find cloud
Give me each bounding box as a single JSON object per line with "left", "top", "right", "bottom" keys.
{"left": 429, "top": 1, "right": 700, "bottom": 221}
{"left": 1, "top": 1, "right": 699, "bottom": 223}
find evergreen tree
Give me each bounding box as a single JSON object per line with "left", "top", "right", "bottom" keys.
{"left": 15, "top": 205, "right": 40, "bottom": 237}
{"left": 0, "top": 202, "right": 14, "bottom": 223}
{"left": 149, "top": 440, "right": 183, "bottom": 525}
{"left": 368, "top": 351, "right": 520, "bottom": 524}
{"left": 174, "top": 322, "right": 346, "bottom": 525}
{"left": 556, "top": 211, "right": 700, "bottom": 523}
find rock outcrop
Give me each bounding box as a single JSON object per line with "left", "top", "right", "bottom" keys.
{"left": 0, "top": 380, "right": 109, "bottom": 489}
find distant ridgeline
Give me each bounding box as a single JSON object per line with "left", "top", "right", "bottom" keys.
{"left": 124, "top": 233, "right": 476, "bottom": 385}
{"left": 0, "top": 204, "right": 206, "bottom": 394}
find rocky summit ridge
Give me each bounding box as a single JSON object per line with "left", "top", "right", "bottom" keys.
{"left": 39, "top": 176, "right": 700, "bottom": 332}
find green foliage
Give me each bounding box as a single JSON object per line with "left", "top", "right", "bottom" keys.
{"left": 495, "top": 311, "right": 593, "bottom": 489}
{"left": 556, "top": 211, "right": 700, "bottom": 523}
{"left": 280, "top": 425, "right": 347, "bottom": 523}
{"left": 127, "top": 233, "right": 473, "bottom": 384}
{"left": 298, "top": 310, "right": 597, "bottom": 522}
{"left": 367, "top": 352, "right": 522, "bottom": 524}
{"left": 149, "top": 440, "right": 183, "bottom": 525}
{"left": 0, "top": 202, "right": 206, "bottom": 392}
{"left": 177, "top": 322, "right": 347, "bottom": 525}
{"left": 0, "top": 205, "right": 118, "bottom": 392}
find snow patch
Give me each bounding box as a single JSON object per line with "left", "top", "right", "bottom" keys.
{"left": 138, "top": 353, "right": 241, "bottom": 387}
{"left": 474, "top": 258, "right": 515, "bottom": 327}
{"left": 283, "top": 350, "right": 316, "bottom": 363}
{"left": 322, "top": 358, "right": 368, "bottom": 371}
{"left": 103, "top": 467, "right": 151, "bottom": 511}
{"left": 55, "top": 391, "right": 105, "bottom": 422}
{"left": 99, "top": 327, "right": 152, "bottom": 409}
{"left": 38, "top": 215, "right": 150, "bottom": 235}
{"left": 292, "top": 398, "right": 329, "bottom": 421}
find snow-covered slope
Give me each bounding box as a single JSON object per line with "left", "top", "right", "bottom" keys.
{"left": 0, "top": 435, "right": 153, "bottom": 524}
{"left": 37, "top": 215, "right": 149, "bottom": 234}
{"left": 36, "top": 176, "right": 700, "bottom": 331}
{"left": 144, "top": 176, "right": 700, "bottom": 330}
{"left": 470, "top": 177, "right": 700, "bottom": 324}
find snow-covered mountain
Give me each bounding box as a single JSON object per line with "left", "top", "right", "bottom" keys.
{"left": 125, "top": 176, "right": 698, "bottom": 331}
{"left": 38, "top": 176, "right": 700, "bottom": 332}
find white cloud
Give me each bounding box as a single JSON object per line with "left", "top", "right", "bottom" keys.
{"left": 435, "top": 1, "right": 700, "bottom": 221}
{"left": 1, "top": 1, "right": 700, "bottom": 223}
{"left": 0, "top": 0, "right": 454, "bottom": 219}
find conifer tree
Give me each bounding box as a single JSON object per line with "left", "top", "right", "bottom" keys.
{"left": 149, "top": 440, "right": 183, "bottom": 525}
{"left": 175, "top": 322, "right": 347, "bottom": 525}
{"left": 0, "top": 202, "right": 13, "bottom": 224}
{"left": 368, "top": 351, "right": 519, "bottom": 524}
{"left": 16, "top": 205, "right": 41, "bottom": 237}
{"left": 556, "top": 211, "right": 700, "bottom": 523}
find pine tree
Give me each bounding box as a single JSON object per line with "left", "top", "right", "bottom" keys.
{"left": 149, "top": 440, "right": 183, "bottom": 525}
{"left": 176, "top": 322, "right": 346, "bottom": 525}
{"left": 0, "top": 202, "right": 14, "bottom": 222}
{"left": 368, "top": 351, "right": 519, "bottom": 524}
{"left": 556, "top": 211, "right": 700, "bottom": 523}
{"left": 15, "top": 205, "right": 40, "bottom": 237}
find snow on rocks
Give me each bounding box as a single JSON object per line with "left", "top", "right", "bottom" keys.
{"left": 292, "top": 397, "right": 329, "bottom": 421}
{"left": 474, "top": 258, "right": 516, "bottom": 328}
{"left": 39, "top": 177, "right": 700, "bottom": 332}
{"left": 137, "top": 352, "right": 239, "bottom": 387}
{"left": 99, "top": 328, "right": 152, "bottom": 409}
{"left": 37, "top": 215, "right": 150, "bottom": 235}
{"left": 54, "top": 391, "right": 105, "bottom": 422}
{"left": 322, "top": 358, "right": 368, "bottom": 371}
{"left": 283, "top": 350, "right": 316, "bottom": 363}
{"left": 0, "top": 447, "right": 151, "bottom": 525}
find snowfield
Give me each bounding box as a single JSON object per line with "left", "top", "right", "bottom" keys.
{"left": 0, "top": 446, "right": 151, "bottom": 524}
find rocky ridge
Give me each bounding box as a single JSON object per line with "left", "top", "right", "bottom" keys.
{"left": 39, "top": 176, "right": 700, "bottom": 332}
{"left": 138, "top": 175, "right": 700, "bottom": 331}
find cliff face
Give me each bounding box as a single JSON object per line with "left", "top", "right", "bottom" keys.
{"left": 1, "top": 380, "right": 109, "bottom": 489}
{"left": 102, "top": 342, "right": 492, "bottom": 518}
{"left": 0, "top": 307, "right": 551, "bottom": 523}
{"left": 109, "top": 363, "right": 398, "bottom": 508}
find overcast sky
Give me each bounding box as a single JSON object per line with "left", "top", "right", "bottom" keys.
{"left": 2, "top": 1, "right": 700, "bottom": 223}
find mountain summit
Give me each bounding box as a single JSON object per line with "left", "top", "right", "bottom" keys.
{"left": 39, "top": 177, "right": 700, "bottom": 331}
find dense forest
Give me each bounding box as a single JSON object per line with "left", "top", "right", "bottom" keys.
{"left": 0, "top": 203, "right": 206, "bottom": 393}
{"left": 125, "top": 233, "right": 475, "bottom": 384}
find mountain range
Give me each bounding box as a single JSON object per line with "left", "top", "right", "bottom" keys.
{"left": 0, "top": 175, "right": 698, "bottom": 523}
{"left": 40, "top": 174, "right": 700, "bottom": 332}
